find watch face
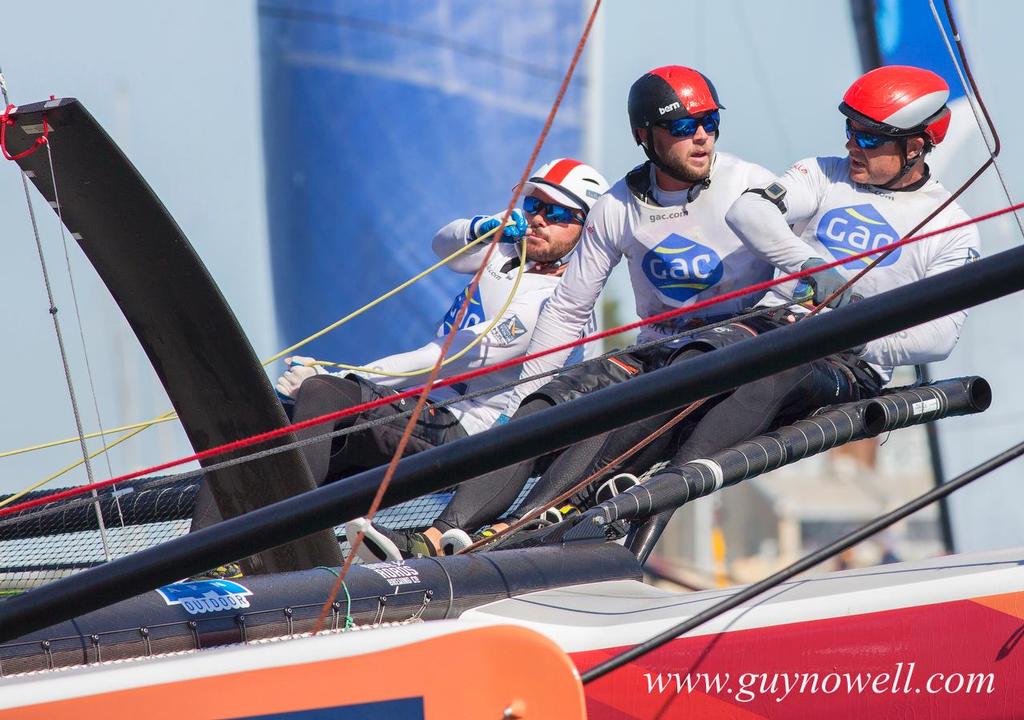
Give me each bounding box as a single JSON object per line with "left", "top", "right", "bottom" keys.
{"left": 765, "top": 182, "right": 786, "bottom": 199}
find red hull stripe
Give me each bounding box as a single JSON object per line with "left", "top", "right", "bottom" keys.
{"left": 574, "top": 592, "right": 1024, "bottom": 718}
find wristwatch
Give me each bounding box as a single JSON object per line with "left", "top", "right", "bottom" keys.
{"left": 744, "top": 182, "right": 788, "bottom": 214}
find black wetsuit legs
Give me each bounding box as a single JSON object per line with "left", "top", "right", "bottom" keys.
{"left": 432, "top": 398, "right": 551, "bottom": 533}
{"left": 505, "top": 348, "right": 708, "bottom": 518}
{"left": 290, "top": 375, "right": 364, "bottom": 483}
{"left": 629, "top": 354, "right": 872, "bottom": 561}
{"left": 290, "top": 374, "right": 467, "bottom": 486}
{"left": 671, "top": 358, "right": 861, "bottom": 464}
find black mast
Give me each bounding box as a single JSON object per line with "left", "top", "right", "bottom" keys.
{"left": 3, "top": 99, "right": 343, "bottom": 572}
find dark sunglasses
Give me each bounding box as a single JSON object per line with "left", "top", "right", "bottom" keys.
{"left": 522, "top": 195, "right": 583, "bottom": 224}
{"left": 657, "top": 110, "right": 720, "bottom": 138}
{"left": 845, "top": 120, "right": 896, "bottom": 150}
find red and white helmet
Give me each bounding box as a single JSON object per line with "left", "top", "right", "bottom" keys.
{"left": 522, "top": 158, "right": 609, "bottom": 215}
{"left": 839, "top": 65, "right": 951, "bottom": 145}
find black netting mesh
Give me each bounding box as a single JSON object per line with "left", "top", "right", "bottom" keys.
{"left": 0, "top": 472, "right": 540, "bottom": 593}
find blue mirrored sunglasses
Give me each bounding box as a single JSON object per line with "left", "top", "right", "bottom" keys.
{"left": 657, "top": 110, "right": 720, "bottom": 138}
{"left": 845, "top": 121, "right": 895, "bottom": 149}
{"left": 522, "top": 195, "right": 583, "bottom": 224}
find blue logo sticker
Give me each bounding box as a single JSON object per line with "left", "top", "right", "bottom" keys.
{"left": 156, "top": 579, "right": 253, "bottom": 615}
{"left": 641, "top": 234, "right": 724, "bottom": 303}
{"left": 816, "top": 204, "right": 901, "bottom": 268}
{"left": 490, "top": 314, "right": 528, "bottom": 346}
{"left": 439, "top": 284, "right": 485, "bottom": 335}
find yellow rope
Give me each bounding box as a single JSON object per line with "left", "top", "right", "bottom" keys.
{"left": 0, "top": 414, "right": 179, "bottom": 461}
{"left": 0, "top": 410, "right": 177, "bottom": 509}
{"left": 316, "top": 232, "right": 527, "bottom": 377}
{"left": 261, "top": 223, "right": 506, "bottom": 366}
{"left": 0, "top": 220, "right": 513, "bottom": 497}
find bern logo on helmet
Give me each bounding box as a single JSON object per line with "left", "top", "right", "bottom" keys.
{"left": 815, "top": 204, "right": 901, "bottom": 269}
{"left": 658, "top": 101, "right": 681, "bottom": 116}
{"left": 642, "top": 233, "right": 724, "bottom": 303}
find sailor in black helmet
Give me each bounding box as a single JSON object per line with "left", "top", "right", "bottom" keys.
{"left": 505, "top": 66, "right": 777, "bottom": 411}
{"left": 417, "top": 66, "right": 781, "bottom": 556}
{"left": 275, "top": 160, "right": 608, "bottom": 561}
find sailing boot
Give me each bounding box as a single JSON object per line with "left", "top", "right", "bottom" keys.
{"left": 345, "top": 518, "right": 438, "bottom": 562}
{"left": 439, "top": 526, "right": 501, "bottom": 555}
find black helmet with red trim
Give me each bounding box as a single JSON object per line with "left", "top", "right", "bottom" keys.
{"left": 628, "top": 65, "right": 723, "bottom": 139}
{"left": 839, "top": 65, "right": 951, "bottom": 146}
{"left": 627, "top": 65, "right": 723, "bottom": 183}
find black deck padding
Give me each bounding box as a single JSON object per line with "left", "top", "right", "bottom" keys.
{"left": 0, "top": 543, "right": 641, "bottom": 674}
{"left": 6, "top": 99, "right": 342, "bottom": 571}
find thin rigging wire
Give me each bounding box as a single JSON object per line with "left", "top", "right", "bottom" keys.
{"left": 928, "top": 0, "right": 1024, "bottom": 238}
{"left": 581, "top": 438, "right": 1024, "bottom": 684}
{"left": 584, "top": 6, "right": 1021, "bottom": 681}
{"left": 0, "top": 75, "right": 112, "bottom": 560}
{"left": 3, "top": 193, "right": 1021, "bottom": 521}
{"left": 0, "top": 308, "right": 779, "bottom": 520}
{"left": 43, "top": 141, "right": 117, "bottom": 554}
{"left": 47, "top": 131, "right": 124, "bottom": 524}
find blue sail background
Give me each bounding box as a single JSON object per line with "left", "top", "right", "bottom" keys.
{"left": 872, "top": 0, "right": 964, "bottom": 100}
{"left": 258, "top": 1, "right": 585, "bottom": 365}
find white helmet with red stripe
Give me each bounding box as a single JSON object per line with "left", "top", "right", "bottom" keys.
{"left": 522, "top": 158, "right": 609, "bottom": 216}
{"left": 839, "top": 65, "right": 951, "bottom": 145}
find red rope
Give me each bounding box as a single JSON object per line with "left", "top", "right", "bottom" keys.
{"left": 2, "top": 197, "right": 1018, "bottom": 521}
{"left": 1, "top": 105, "right": 48, "bottom": 161}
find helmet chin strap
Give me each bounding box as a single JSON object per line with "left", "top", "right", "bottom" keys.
{"left": 875, "top": 138, "right": 922, "bottom": 190}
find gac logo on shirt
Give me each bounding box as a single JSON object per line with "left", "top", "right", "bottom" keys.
{"left": 642, "top": 233, "right": 724, "bottom": 303}
{"left": 816, "top": 204, "right": 901, "bottom": 269}
{"left": 439, "top": 284, "right": 485, "bottom": 335}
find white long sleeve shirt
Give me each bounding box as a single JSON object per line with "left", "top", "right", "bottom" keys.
{"left": 726, "top": 156, "right": 981, "bottom": 383}
{"left": 507, "top": 152, "right": 776, "bottom": 412}
{"left": 345, "top": 218, "right": 595, "bottom": 435}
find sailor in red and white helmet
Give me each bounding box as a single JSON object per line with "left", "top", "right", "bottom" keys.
{"left": 727, "top": 64, "right": 980, "bottom": 385}
{"left": 275, "top": 159, "right": 605, "bottom": 511}
{"left": 278, "top": 159, "right": 609, "bottom": 562}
